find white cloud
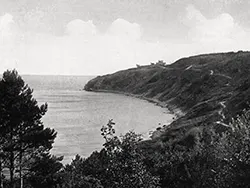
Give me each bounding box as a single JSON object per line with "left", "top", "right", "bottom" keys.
{"left": 107, "top": 18, "right": 142, "bottom": 41}
{"left": 0, "top": 13, "right": 15, "bottom": 43}
{"left": 183, "top": 4, "right": 249, "bottom": 53}
{"left": 0, "top": 13, "right": 14, "bottom": 30}
{"left": 0, "top": 17, "right": 169, "bottom": 75}
{"left": 0, "top": 13, "right": 19, "bottom": 72}
{"left": 184, "top": 4, "right": 206, "bottom": 25}
{"left": 2, "top": 8, "right": 250, "bottom": 76}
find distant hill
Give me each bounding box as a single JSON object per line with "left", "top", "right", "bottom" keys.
{"left": 84, "top": 51, "right": 250, "bottom": 143}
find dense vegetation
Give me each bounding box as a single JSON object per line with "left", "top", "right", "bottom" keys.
{"left": 0, "top": 70, "right": 59, "bottom": 188}
{"left": 62, "top": 110, "right": 250, "bottom": 188}
{"left": 1, "top": 51, "right": 250, "bottom": 187}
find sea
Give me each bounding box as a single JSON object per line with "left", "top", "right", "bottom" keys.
{"left": 22, "top": 75, "right": 174, "bottom": 164}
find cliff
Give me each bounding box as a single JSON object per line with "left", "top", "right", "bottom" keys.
{"left": 84, "top": 51, "right": 250, "bottom": 143}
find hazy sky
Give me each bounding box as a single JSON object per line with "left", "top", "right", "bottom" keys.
{"left": 0, "top": 0, "right": 250, "bottom": 75}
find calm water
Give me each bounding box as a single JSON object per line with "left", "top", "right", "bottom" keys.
{"left": 23, "top": 75, "right": 174, "bottom": 164}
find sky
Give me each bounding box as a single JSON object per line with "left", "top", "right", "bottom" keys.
{"left": 0, "top": 0, "right": 250, "bottom": 75}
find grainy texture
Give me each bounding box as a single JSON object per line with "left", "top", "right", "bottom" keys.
{"left": 85, "top": 51, "right": 250, "bottom": 143}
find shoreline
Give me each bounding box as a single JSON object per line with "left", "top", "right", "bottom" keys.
{"left": 85, "top": 89, "right": 185, "bottom": 120}
{"left": 84, "top": 89, "right": 186, "bottom": 139}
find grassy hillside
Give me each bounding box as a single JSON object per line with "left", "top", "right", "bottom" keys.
{"left": 84, "top": 51, "right": 250, "bottom": 143}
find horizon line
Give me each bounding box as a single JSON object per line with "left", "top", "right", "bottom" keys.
{"left": 20, "top": 74, "right": 97, "bottom": 77}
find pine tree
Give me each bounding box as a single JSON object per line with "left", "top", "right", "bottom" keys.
{"left": 0, "top": 70, "right": 57, "bottom": 188}
{"left": 27, "top": 152, "right": 63, "bottom": 188}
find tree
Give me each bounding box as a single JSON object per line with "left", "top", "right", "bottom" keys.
{"left": 149, "top": 109, "right": 250, "bottom": 188}
{"left": 62, "top": 155, "right": 103, "bottom": 188}
{"left": 209, "top": 109, "right": 250, "bottom": 187}
{"left": 0, "top": 70, "right": 57, "bottom": 188}
{"left": 61, "top": 120, "right": 160, "bottom": 188}
{"left": 27, "top": 152, "right": 63, "bottom": 188}
{"left": 99, "top": 120, "right": 160, "bottom": 188}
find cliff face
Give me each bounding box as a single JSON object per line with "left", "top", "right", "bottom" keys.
{"left": 85, "top": 51, "right": 250, "bottom": 142}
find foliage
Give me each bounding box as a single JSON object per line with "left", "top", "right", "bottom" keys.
{"left": 59, "top": 109, "right": 250, "bottom": 188}
{"left": 99, "top": 120, "right": 160, "bottom": 188}
{"left": 63, "top": 120, "right": 160, "bottom": 188}
{"left": 27, "top": 152, "right": 64, "bottom": 188}
{"left": 0, "top": 70, "right": 58, "bottom": 188}
{"left": 147, "top": 109, "right": 250, "bottom": 188}
{"left": 62, "top": 155, "right": 103, "bottom": 188}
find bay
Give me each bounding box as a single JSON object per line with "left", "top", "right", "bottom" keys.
{"left": 23, "top": 75, "right": 174, "bottom": 164}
